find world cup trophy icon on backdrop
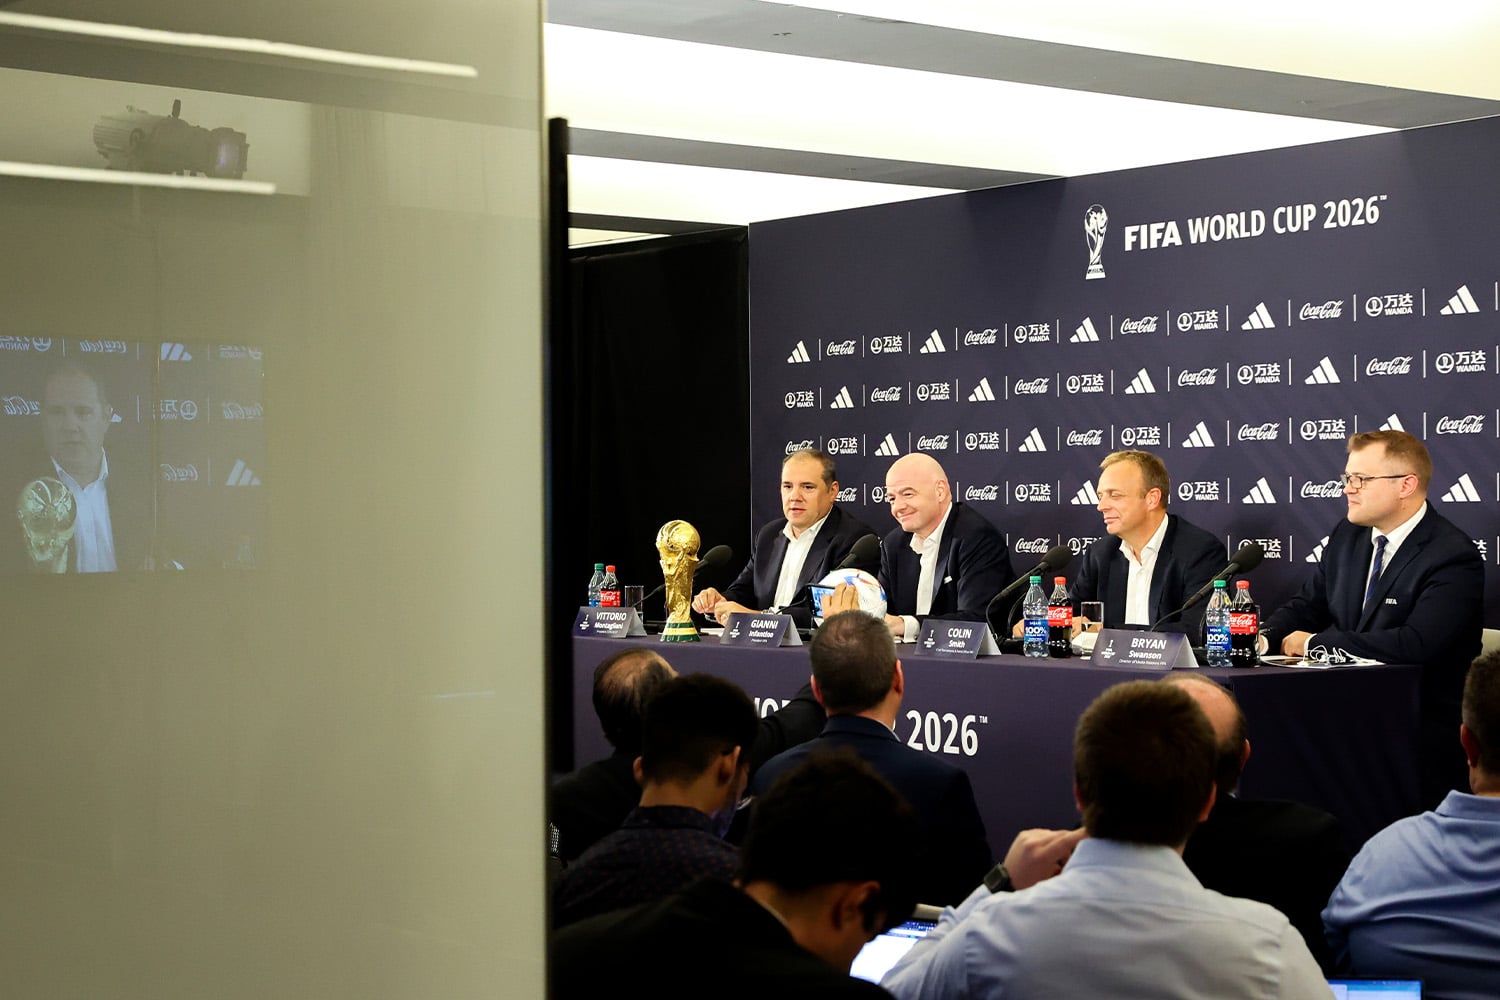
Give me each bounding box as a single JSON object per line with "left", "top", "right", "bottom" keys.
{"left": 17, "top": 477, "right": 77, "bottom": 573}
{"left": 1084, "top": 203, "right": 1108, "bottom": 280}
{"left": 656, "top": 519, "right": 701, "bottom": 642}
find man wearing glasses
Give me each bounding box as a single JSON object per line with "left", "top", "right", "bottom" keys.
{"left": 1264, "top": 430, "right": 1483, "bottom": 804}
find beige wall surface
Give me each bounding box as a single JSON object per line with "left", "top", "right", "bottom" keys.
{"left": 0, "top": 3, "right": 546, "bottom": 997}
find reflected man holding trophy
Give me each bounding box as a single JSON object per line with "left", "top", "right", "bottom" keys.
{"left": 9, "top": 363, "right": 147, "bottom": 573}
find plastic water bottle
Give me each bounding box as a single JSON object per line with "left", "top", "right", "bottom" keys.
{"left": 1047, "top": 576, "right": 1072, "bottom": 659}
{"left": 1204, "top": 579, "right": 1231, "bottom": 667}
{"left": 586, "top": 563, "right": 605, "bottom": 606}
{"left": 1022, "top": 576, "right": 1049, "bottom": 658}
{"left": 599, "top": 565, "right": 622, "bottom": 607}
{"left": 1229, "top": 579, "right": 1260, "bottom": 668}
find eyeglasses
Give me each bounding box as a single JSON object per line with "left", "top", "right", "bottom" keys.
{"left": 1339, "top": 472, "right": 1412, "bottom": 491}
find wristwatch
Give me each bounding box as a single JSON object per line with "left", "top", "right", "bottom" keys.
{"left": 982, "top": 861, "right": 1013, "bottom": 894}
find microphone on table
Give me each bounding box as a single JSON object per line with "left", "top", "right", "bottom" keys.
{"left": 1148, "top": 541, "right": 1265, "bottom": 631}
{"left": 833, "top": 533, "right": 881, "bottom": 571}
{"left": 986, "top": 544, "right": 1074, "bottom": 636}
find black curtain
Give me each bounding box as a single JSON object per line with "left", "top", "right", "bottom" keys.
{"left": 549, "top": 228, "right": 751, "bottom": 767}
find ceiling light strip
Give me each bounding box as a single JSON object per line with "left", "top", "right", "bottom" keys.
{"left": 0, "top": 160, "right": 277, "bottom": 195}
{"left": 0, "top": 11, "right": 478, "bottom": 78}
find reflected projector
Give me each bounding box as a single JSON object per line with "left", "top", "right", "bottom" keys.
{"left": 93, "top": 99, "right": 249, "bottom": 179}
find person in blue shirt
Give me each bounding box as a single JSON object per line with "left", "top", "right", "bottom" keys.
{"left": 882, "top": 680, "right": 1327, "bottom": 1000}
{"left": 1322, "top": 650, "right": 1500, "bottom": 1000}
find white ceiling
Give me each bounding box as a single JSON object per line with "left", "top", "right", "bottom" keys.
{"left": 547, "top": 0, "right": 1500, "bottom": 246}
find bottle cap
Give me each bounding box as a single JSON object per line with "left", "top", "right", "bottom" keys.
{"left": 1029, "top": 575, "right": 1041, "bottom": 583}
{"left": 594, "top": 563, "right": 604, "bottom": 570}
{"left": 1054, "top": 576, "right": 1066, "bottom": 585}
{"left": 1213, "top": 579, "right": 1227, "bottom": 587}
{"left": 1236, "top": 579, "right": 1249, "bottom": 588}
{"left": 606, "top": 565, "right": 616, "bottom": 573}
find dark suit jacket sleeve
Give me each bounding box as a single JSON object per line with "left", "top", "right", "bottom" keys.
{"left": 719, "top": 521, "right": 779, "bottom": 609}
{"left": 783, "top": 507, "right": 881, "bottom": 627}
{"left": 1159, "top": 518, "right": 1227, "bottom": 637}
{"left": 1070, "top": 539, "right": 1106, "bottom": 612}
{"left": 930, "top": 769, "right": 993, "bottom": 905}
{"left": 944, "top": 506, "right": 1013, "bottom": 622}
{"left": 747, "top": 681, "right": 825, "bottom": 775}
{"left": 1263, "top": 555, "right": 1335, "bottom": 651}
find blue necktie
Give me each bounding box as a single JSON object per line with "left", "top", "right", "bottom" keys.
{"left": 1363, "top": 535, "right": 1388, "bottom": 612}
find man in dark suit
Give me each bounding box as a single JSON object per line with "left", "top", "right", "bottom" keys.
{"left": 551, "top": 751, "right": 921, "bottom": 999}
{"left": 750, "top": 610, "right": 992, "bottom": 905}
{"left": 692, "top": 448, "right": 878, "bottom": 627}
{"left": 834, "top": 452, "right": 1010, "bottom": 641}
{"left": 1070, "top": 449, "right": 1224, "bottom": 636}
{"left": 7, "top": 362, "right": 152, "bottom": 573}
{"left": 1166, "top": 673, "right": 1349, "bottom": 972}
{"left": 1263, "top": 429, "right": 1484, "bottom": 804}
{"left": 551, "top": 646, "right": 824, "bottom": 863}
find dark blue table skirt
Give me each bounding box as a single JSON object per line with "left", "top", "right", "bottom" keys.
{"left": 572, "top": 635, "right": 1422, "bottom": 857}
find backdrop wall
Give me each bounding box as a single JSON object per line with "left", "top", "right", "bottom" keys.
{"left": 749, "top": 117, "right": 1500, "bottom": 624}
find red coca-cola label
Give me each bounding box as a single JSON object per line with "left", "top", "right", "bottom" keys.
{"left": 599, "top": 591, "right": 621, "bottom": 607}
{"left": 1229, "top": 611, "right": 1258, "bottom": 634}
{"left": 1048, "top": 606, "right": 1073, "bottom": 628}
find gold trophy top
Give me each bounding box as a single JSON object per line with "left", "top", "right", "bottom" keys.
{"left": 17, "top": 476, "right": 77, "bottom": 573}
{"left": 656, "top": 519, "right": 701, "bottom": 641}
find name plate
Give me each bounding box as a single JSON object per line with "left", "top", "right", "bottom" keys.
{"left": 917, "top": 619, "right": 1001, "bottom": 658}
{"left": 1089, "top": 628, "right": 1196, "bottom": 670}
{"left": 573, "top": 606, "right": 647, "bottom": 638}
{"left": 720, "top": 612, "right": 803, "bottom": 647}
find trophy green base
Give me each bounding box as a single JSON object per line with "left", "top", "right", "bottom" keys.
{"left": 660, "top": 620, "right": 700, "bottom": 642}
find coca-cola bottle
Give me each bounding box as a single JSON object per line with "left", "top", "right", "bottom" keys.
{"left": 1228, "top": 579, "right": 1259, "bottom": 668}
{"left": 1047, "top": 576, "right": 1072, "bottom": 658}
{"left": 599, "top": 565, "right": 622, "bottom": 607}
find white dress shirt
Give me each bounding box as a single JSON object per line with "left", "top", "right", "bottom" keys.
{"left": 901, "top": 502, "right": 954, "bottom": 641}
{"left": 771, "top": 512, "right": 827, "bottom": 609}
{"left": 53, "top": 451, "right": 117, "bottom": 573}
{"left": 1120, "top": 513, "right": 1170, "bottom": 626}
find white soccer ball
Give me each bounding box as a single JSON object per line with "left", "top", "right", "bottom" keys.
{"left": 815, "top": 568, "right": 887, "bottom": 622}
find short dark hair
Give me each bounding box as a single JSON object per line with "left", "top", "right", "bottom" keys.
{"left": 784, "top": 448, "right": 837, "bottom": 487}
{"left": 592, "top": 647, "right": 674, "bottom": 753}
{"left": 638, "top": 674, "right": 759, "bottom": 785}
{"left": 1162, "top": 674, "right": 1248, "bottom": 796}
{"left": 738, "top": 749, "right": 920, "bottom": 932}
{"left": 1463, "top": 651, "right": 1500, "bottom": 774}
{"left": 1074, "top": 681, "right": 1216, "bottom": 846}
{"left": 809, "top": 610, "right": 896, "bottom": 714}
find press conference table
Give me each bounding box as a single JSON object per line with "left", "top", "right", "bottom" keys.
{"left": 572, "top": 635, "right": 1423, "bottom": 858}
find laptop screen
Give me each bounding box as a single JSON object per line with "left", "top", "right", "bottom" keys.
{"left": 1327, "top": 980, "right": 1422, "bottom": 1000}
{"left": 849, "top": 919, "right": 937, "bottom": 984}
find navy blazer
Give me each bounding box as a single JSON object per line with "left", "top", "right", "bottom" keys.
{"left": 719, "top": 505, "right": 879, "bottom": 626}
{"left": 1263, "top": 503, "right": 1482, "bottom": 680}
{"left": 1263, "top": 504, "right": 1483, "bottom": 804}
{"left": 1183, "top": 794, "right": 1349, "bottom": 972}
{"left": 750, "top": 715, "right": 992, "bottom": 906}
{"left": 1071, "top": 513, "right": 1226, "bottom": 636}
{"left": 878, "top": 502, "right": 1012, "bottom": 623}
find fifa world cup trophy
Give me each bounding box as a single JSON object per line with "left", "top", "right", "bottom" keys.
{"left": 656, "top": 519, "right": 701, "bottom": 642}
{"left": 17, "top": 477, "right": 77, "bottom": 573}
{"left": 1084, "top": 204, "right": 1108, "bottom": 280}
